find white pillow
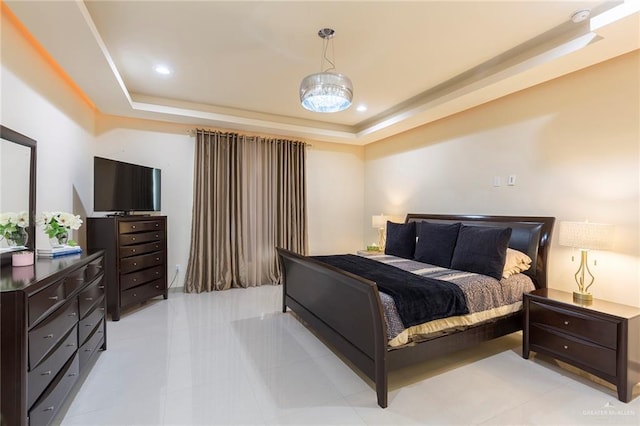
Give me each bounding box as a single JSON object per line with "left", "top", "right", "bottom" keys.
{"left": 502, "top": 248, "right": 532, "bottom": 279}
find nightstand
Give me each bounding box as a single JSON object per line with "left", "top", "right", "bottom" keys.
{"left": 523, "top": 288, "right": 640, "bottom": 402}
{"left": 356, "top": 249, "right": 383, "bottom": 256}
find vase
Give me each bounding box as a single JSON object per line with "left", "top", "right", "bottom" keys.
{"left": 49, "top": 230, "right": 69, "bottom": 248}
{"left": 6, "top": 228, "right": 28, "bottom": 247}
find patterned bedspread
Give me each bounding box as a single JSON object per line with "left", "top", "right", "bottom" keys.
{"left": 359, "top": 253, "right": 536, "bottom": 347}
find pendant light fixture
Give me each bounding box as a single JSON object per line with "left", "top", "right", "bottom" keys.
{"left": 300, "top": 28, "right": 353, "bottom": 113}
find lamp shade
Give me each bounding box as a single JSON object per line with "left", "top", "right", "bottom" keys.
{"left": 372, "top": 215, "right": 387, "bottom": 229}
{"left": 558, "top": 221, "right": 614, "bottom": 250}
{"left": 300, "top": 72, "right": 353, "bottom": 113}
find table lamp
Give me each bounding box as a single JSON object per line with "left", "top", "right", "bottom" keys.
{"left": 558, "top": 220, "right": 614, "bottom": 301}
{"left": 371, "top": 214, "right": 388, "bottom": 251}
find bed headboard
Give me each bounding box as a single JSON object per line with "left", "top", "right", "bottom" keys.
{"left": 405, "top": 214, "right": 555, "bottom": 289}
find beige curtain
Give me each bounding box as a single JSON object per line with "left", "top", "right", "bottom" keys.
{"left": 184, "top": 130, "right": 307, "bottom": 292}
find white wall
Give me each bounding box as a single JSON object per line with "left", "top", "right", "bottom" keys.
{"left": 306, "top": 141, "right": 364, "bottom": 255}
{"left": 364, "top": 51, "right": 640, "bottom": 307}
{"left": 1, "top": 10, "right": 95, "bottom": 249}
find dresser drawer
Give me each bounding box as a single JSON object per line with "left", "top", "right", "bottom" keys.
{"left": 28, "top": 325, "right": 77, "bottom": 408}
{"left": 79, "top": 300, "right": 105, "bottom": 346}
{"left": 119, "top": 230, "right": 164, "bottom": 246}
{"left": 120, "top": 265, "right": 165, "bottom": 291}
{"left": 28, "top": 280, "right": 66, "bottom": 327}
{"left": 78, "top": 277, "right": 105, "bottom": 318}
{"left": 530, "top": 324, "right": 617, "bottom": 377}
{"left": 79, "top": 319, "right": 105, "bottom": 371}
{"left": 120, "top": 251, "right": 165, "bottom": 274}
{"left": 85, "top": 256, "right": 104, "bottom": 282}
{"left": 529, "top": 301, "right": 618, "bottom": 349}
{"left": 119, "top": 240, "right": 163, "bottom": 259}
{"left": 29, "top": 353, "right": 79, "bottom": 426}
{"left": 29, "top": 300, "right": 79, "bottom": 369}
{"left": 61, "top": 266, "right": 88, "bottom": 298}
{"left": 120, "top": 279, "right": 165, "bottom": 308}
{"left": 118, "top": 220, "right": 165, "bottom": 234}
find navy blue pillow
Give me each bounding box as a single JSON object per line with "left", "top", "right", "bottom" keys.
{"left": 450, "top": 225, "right": 512, "bottom": 280}
{"left": 384, "top": 221, "right": 416, "bottom": 259}
{"left": 414, "top": 222, "right": 461, "bottom": 268}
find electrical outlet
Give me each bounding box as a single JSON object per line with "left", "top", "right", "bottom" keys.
{"left": 175, "top": 264, "right": 181, "bottom": 273}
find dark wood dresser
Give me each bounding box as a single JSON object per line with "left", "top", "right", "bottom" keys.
{"left": 524, "top": 288, "right": 640, "bottom": 402}
{"left": 0, "top": 251, "right": 106, "bottom": 426}
{"left": 86, "top": 216, "right": 167, "bottom": 321}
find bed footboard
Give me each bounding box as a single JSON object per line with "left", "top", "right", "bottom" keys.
{"left": 277, "top": 248, "right": 390, "bottom": 407}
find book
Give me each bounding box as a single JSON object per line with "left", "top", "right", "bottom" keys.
{"left": 37, "top": 245, "right": 83, "bottom": 258}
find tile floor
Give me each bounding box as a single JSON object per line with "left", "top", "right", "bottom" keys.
{"left": 57, "top": 285, "right": 639, "bottom": 425}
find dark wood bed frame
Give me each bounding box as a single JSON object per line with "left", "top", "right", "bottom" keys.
{"left": 277, "top": 214, "right": 555, "bottom": 408}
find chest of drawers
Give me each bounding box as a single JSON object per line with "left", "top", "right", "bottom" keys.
{"left": 87, "top": 216, "right": 167, "bottom": 321}
{"left": 523, "top": 288, "right": 640, "bottom": 402}
{"left": 0, "top": 251, "right": 106, "bottom": 425}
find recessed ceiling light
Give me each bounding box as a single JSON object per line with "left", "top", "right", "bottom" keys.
{"left": 154, "top": 65, "right": 172, "bottom": 75}
{"left": 571, "top": 9, "right": 590, "bottom": 23}
{"left": 356, "top": 105, "right": 367, "bottom": 112}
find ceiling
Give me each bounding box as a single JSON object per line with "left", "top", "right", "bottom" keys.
{"left": 4, "top": 1, "right": 639, "bottom": 145}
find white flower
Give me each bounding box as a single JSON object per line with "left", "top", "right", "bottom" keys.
{"left": 0, "top": 212, "right": 13, "bottom": 226}
{"left": 16, "top": 211, "right": 29, "bottom": 228}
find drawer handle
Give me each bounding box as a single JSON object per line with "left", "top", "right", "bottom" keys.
{"left": 155, "top": 223, "right": 159, "bottom": 227}
{"left": 85, "top": 323, "right": 94, "bottom": 327}
{"left": 99, "top": 285, "right": 105, "bottom": 290}
{"left": 98, "top": 330, "right": 104, "bottom": 334}
{"left": 156, "top": 258, "right": 160, "bottom": 261}
{"left": 69, "top": 373, "right": 77, "bottom": 377}
{"left": 133, "top": 293, "right": 137, "bottom": 297}
{"left": 84, "top": 348, "right": 92, "bottom": 352}
{"left": 133, "top": 278, "right": 137, "bottom": 282}
{"left": 85, "top": 297, "right": 94, "bottom": 301}
{"left": 133, "top": 262, "right": 137, "bottom": 266}
{"left": 68, "top": 312, "right": 77, "bottom": 317}
{"left": 100, "top": 307, "right": 105, "bottom": 312}
{"left": 66, "top": 343, "right": 75, "bottom": 347}
{"left": 155, "top": 272, "right": 159, "bottom": 275}
{"left": 41, "top": 370, "right": 52, "bottom": 376}
{"left": 155, "top": 234, "right": 159, "bottom": 238}
{"left": 132, "top": 249, "right": 136, "bottom": 253}
{"left": 48, "top": 296, "right": 59, "bottom": 301}
{"left": 564, "top": 321, "right": 569, "bottom": 325}
{"left": 44, "top": 406, "right": 55, "bottom": 412}
{"left": 132, "top": 237, "right": 136, "bottom": 241}
{"left": 44, "top": 334, "right": 54, "bottom": 339}
{"left": 132, "top": 225, "right": 136, "bottom": 229}
{"left": 155, "top": 285, "right": 159, "bottom": 289}
{"left": 563, "top": 345, "right": 568, "bottom": 350}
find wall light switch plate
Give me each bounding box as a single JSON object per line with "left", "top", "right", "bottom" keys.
{"left": 493, "top": 176, "right": 501, "bottom": 187}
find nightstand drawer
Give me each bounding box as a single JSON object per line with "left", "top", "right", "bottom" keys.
{"left": 530, "top": 324, "right": 617, "bottom": 377}
{"left": 529, "top": 301, "right": 617, "bottom": 349}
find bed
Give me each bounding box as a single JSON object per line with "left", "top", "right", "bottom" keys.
{"left": 277, "top": 214, "right": 555, "bottom": 408}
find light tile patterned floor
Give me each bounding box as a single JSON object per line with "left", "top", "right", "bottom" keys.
{"left": 58, "top": 285, "right": 639, "bottom": 425}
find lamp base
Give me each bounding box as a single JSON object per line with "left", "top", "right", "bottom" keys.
{"left": 573, "top": 291, "right": 593, "bottom": 302}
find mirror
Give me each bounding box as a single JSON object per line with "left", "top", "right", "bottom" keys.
{"left": 0, "top": 125, "right": 36, "bottom": 266}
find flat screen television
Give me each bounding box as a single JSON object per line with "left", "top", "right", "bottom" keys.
{"left": 94, "top": 157, "right": 161, "bottom": 214}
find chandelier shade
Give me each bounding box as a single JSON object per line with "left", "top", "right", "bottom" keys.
{"left": 300, "top": 72, "right": 353, "bottom": 113}
{"left": 300, "top": 28, "right": 353, "bottom": 113}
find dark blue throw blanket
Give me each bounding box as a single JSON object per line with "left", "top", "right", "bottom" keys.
{"left": 312, "top": 254, "right": 469, "bottom": 328}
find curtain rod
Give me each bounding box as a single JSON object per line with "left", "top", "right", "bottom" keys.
{"left": 187, "top": 129, "right": 312, "bottom": 147}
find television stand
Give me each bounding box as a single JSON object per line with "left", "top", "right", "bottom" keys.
{"left": 87, "top": 216, "right": 167, "bottom": 320}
